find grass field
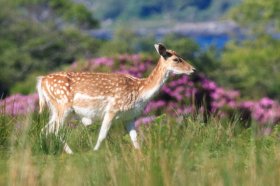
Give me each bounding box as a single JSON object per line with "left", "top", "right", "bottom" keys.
{"left": 0, "top": 112, "right": 280, "bottom": 186}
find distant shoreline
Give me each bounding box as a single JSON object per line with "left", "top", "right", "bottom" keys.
{"left": 90, "top": 21, "right": 241, "bottom": 49}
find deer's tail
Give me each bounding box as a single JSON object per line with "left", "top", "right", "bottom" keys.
{"left": 36, "top": 76, "right": 46, "bottom": 113}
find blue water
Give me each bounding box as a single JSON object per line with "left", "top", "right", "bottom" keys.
{"left": 194, "top": 34, "right": 230, "bottom": 49}
{"left": 90, "top": 29, "right": 231, "bottom": 49}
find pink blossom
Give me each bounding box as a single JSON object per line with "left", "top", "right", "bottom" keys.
{"left": 135, "top": 116, "right": 156, "bottom": 128}
{"left": 0, "top": 93, "right": 38, "bottom": 116}
{"left": 259, "top": 97, "right": 274, "bottom": 108}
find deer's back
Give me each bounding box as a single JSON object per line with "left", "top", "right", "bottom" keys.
{"left": 41, "top": 72, "right": 144, "bottom": 113}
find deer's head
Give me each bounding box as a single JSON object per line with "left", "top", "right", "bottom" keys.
{"left": 154, "top": 43, "right": 195, "bottom": 75}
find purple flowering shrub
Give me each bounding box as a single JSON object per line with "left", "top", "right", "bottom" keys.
{"left": 0, "top": 93, "right": 38, "bottom": 116}
{"left": 239, "top": 98, "right": 280, "bottom": 125}
{"left": 1, "top": 54, "right": 280, "bottom": 129}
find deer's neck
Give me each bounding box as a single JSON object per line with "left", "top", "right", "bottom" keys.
{"left": 139, "top": 59, "right": 169, "bottom": 101}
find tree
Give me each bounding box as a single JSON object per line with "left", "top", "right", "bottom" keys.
{"left": 217, "top": 0, "right": 280, "bottom": 100}
{"left": 0, "top": 0, "right": 100, "bottom": 96}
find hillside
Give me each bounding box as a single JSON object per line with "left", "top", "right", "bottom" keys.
{"left": 76, "top": 0, "right": 241, "bottom": 29}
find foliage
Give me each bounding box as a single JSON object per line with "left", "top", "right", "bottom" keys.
{"left": 14, "top": 0, "right": 99, "bottom": 28}
{"left": 218, "top": 38, "right": 280, "bottom": 100}
{"left": 228, "top": 0, "right": 280, "bottom": 35}
{"left": 97, "top": 29, "right": 156, "bottom": 56}
{"left": 0, "top": 0, "right": 101, "bottom": 96}
{"left": 48, "top": 0, "right": 99, "bottom": 28}
{"left": 216, "top": 0, "right": 280, "bottom": 100}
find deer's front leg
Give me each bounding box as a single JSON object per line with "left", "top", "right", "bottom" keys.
{"left": 94, "top": 111, "right": 116, "bottom": 151}
{"left": 126, "top": 121, "right": 140, "bottom": 149}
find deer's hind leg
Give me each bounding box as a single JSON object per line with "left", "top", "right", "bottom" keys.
{"left": 43, "top": 102, "right": 73, "bottom": 154}
{"left": 57, "top": 104, "right": 73, "bottom": 154}
{"left": 126, "top": 121, "right": 140, "bottom": 149}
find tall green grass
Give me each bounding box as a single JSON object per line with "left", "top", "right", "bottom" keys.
{"left": 0, "top": 112, "right": 280, "bottom": 186}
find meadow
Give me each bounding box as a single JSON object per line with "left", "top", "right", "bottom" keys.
{"left": 0, "top": 112, "right": 280, "bottom": 186}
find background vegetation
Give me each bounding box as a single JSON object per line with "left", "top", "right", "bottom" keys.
{"left": 217, "top": 0, "right": 280, "bottom": 100}
{"left": 0, "top": 0, "right": 100, "bottom": 95}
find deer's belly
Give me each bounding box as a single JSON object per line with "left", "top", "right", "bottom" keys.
{"left": 72, "top": 93, "right": 111, "bottom": 119}
{"left": 73, "top": 106, "right": 103, "bottom": 119}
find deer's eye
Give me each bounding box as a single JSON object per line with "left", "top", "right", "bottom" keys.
{"left": 173, "top": 58, "right": 180, "bottom": 63}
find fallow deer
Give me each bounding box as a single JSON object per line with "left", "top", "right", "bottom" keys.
{"left": 37, "top": 43, "right": 195, "bottom": 154}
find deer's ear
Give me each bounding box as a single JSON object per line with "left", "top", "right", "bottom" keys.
{"left": 154, "top": 43, "right": 167, "bottom": 57}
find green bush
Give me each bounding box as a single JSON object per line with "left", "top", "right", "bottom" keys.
{"left": 0, "top": 0, "right": 101, "bottom": 96}
{"left": 218, "top": 38, "right": 280, "bottom": 100}
{"left": 217, "top": 0, "right": 280, "bottom": 100}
